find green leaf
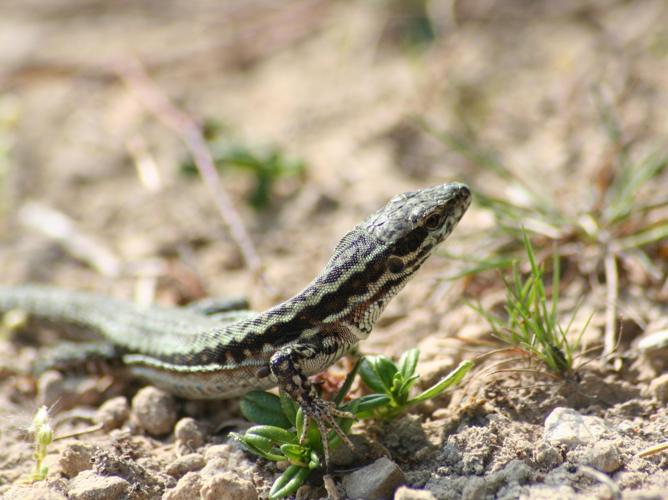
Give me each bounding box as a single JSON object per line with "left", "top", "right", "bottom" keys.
{"left": 398, "top": 348, "right": 419, "bottom": 379}
{"left": 240, "top": 391, "right": 291, "bottom": 428}
{"left": 295, "top": 407, "right": 306, "bottom": 442}
{"left": 236, "top": 433, "right": 274, "bottom": 454}
{"left": 245, "top": 425, "right": 297, "bottom": 445}
{"left": 269, "top": 464, "right": 311, "bottom": 499}
{"left": 280, "top": 443, "right": 308, "bottom": 466}
{"left": 618, "top": 222, "right": 668, "bottom": 250}
{"left": 395, "top": 373, "right": 420, "bottom": 402}
{"left": 359, "top": 358, "right": 388, "bottom": 393}
{"left": 409, "top": 360, "right": 473, "bottom": 403}
{"left": 305, "top": 418, "right": 325, "bottom": 451}
{"left": 279, "top": 391, "right": 299, "bottom": 425}
{"left": 346, "top": 394, "right": 391, "bottom": 418}
{"left": 233, "top": 432, "right": 285, "bottom": 462}
{"left": 343, "top": 398, "right": 360, "bottom": 416}
{"left": 374, "top": 356, "right": 399, "bottom": 391}
{"left": 309, "top": 450, "right": 321, "bottom": 470}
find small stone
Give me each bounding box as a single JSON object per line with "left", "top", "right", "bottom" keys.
{"left": 3, "top": 483, "right": 67, "bottom": 500}
{"left": 200, "top": 457, "right": 230, "bottom": 479}
{"left": 533, "top": 442, "right": 563, "bottom": 469}
{"left": 204, "top": 444, "right": 237, "bottom": 464}
{"left": 544, "top": 407, "right": 609, "bottom": 447}
{"left": 166, "top": 453, "right": 206, "bottom": 478}
{"left": 131, "top": 386, "right": 177, "bottom": 436}
{"left": 581, "top": 441, "right": 622, "bottom": 473}
{"left": 648, "top": 373, "right": 668, "bottom": 404}
{"left": 174, "top": 417, "right": 204, "bottom": 453}
{"left": 342, "top": 457, "right": 406, "bottom": 500}
{"left": 461, "top": 477, "right": 486, "bottom": 500}
{"left": 200, "top": 472, "right": 258, "bottom": 500}
{"left": 59, "top": 442, "right": 96, "bottom": 478}
{"left": 95, "top": 396, "right": 129, "bottom": 430}
{"left": 163, "top": 472, "right": 203, "bottom": 500}
{"left": 499, "top": 459, "right": 533, "bottom": 484}
{"left": 394, "top": 486, "right": 436, "bottom": 500}
{"left": 330, "top": 433, "right": 377, "bottom": 467}
{"left": 68, "top": 470, "right": 129, "bottom": 500}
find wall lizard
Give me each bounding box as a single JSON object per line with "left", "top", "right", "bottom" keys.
{"left": 0, "top": 182, "right": 471, "bottom": 466}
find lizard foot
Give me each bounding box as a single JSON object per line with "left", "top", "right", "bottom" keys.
{"left": 299, "top": 397, "right": 355, "bottom": 470}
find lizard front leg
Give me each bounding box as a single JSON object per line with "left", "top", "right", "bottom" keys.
{"left": 269, "top": 339, "right": 356, "bottom": 469}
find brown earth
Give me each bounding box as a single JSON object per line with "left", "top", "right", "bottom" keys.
{"left": 0, "top": 1, "right": 667, "bottom": 499}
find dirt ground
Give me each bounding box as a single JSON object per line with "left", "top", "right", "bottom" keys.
{"left": 0, "top": 1, "right": 667, "bottom": 499}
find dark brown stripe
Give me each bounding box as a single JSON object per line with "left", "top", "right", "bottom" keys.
{"left": 392, "top": 227, "right": 428, "bottom": 256}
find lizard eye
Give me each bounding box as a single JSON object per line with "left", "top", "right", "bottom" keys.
{"left": 387, "top": 256, "right": 405, "bottom": 274}
{"left": 424, "top": 212, "right": 444, "bottom": 230}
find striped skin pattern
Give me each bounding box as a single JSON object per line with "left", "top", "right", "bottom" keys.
{"left": 0, "top": 182, "right": 471, "bottom": 465}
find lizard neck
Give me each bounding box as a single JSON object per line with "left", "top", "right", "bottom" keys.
{"left": 261, "top": 228, "right": 417, "bottom": 342}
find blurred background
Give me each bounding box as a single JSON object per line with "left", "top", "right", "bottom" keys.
{"left": 0, "top": 0, "right": 667, "bottom": 348}
{"left": 1, "top": 2, "right": 668, "bottom": 497}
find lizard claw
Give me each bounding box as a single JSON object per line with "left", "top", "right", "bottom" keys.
{"left": 300, "top": 398, "right": 355, "bottom": 470}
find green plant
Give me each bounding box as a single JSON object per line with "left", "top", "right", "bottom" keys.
{"left": 235, "top": 392, "right": 327, "bottom": 498}
{"left": 424, "top": 95, "right": 668, "bottom": 355}
{"left": 471, "top": 232, "right": 592, "bottom": 376}
{"left": 24, "top": 406, "right": 54, "bottom": 483}
{"left": 234, "top": 353, "right": 472, "bottom": 498}
{"left": 359, "top": 349, "right": 473, "bottom": 419}
{"left": 181, "top": 138, "right": 305, "bottom": 209}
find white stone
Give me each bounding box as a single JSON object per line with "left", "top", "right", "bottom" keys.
{"left": 544, "top": 407, "right": 609, "bottom": 447}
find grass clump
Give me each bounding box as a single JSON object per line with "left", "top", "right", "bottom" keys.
{"left": 426, "top": 92, "right": 667, "bottom": 355}
{"left": 181, "top": 124, "right": 305, "bottom": 210}
{"left": 471, "top": 232, "right": 591, "bottom": 377}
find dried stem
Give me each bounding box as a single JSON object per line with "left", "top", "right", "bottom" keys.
{"left": 603, "top": 251, "right": 619, "bottom": 357}
{"left": 117, "top": 60, "right": 267, "bottom": 287}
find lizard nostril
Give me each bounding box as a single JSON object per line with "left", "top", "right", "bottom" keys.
{"left": 458, "top": 184, "right": 471, "bottom": 199}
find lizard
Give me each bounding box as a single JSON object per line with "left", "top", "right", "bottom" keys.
{"left": 0, "top": 182, "right": 471, "bottom": 466}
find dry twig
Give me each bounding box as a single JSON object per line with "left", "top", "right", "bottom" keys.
{"left": 19, "top": 202, "right": 121, "bottom": 277}
{"left": 603, "top": 251, "right": 619, "bottom": 359}
{"left": 117, "top": 59, "right": 268, "bottom": 287}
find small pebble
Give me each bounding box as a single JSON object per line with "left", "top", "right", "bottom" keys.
{"left": 648, "top": 373, "right": 668, "bottom": 404}
{"left": 342, "top": 457, "right": 406, "bottom": 500}
{"left": 533, "top": 442, "right": 563, "bottom": 469}
{"left": 163, "top": 472, "right": 202, "bottom": 500}
{"left": 200, "top": 472, "right": 258, "bottom": 500}
{"left": 581, "top": 441, "right": 623, "bottom": 473}
{"left": 204, "top": 444, "right": 235, "bottom": 462}
{"left": 394, "top": 486, "right": 437, "bottom": 500}
{"left": 95, "top": 396, "right": 129, "bottom": 430}
{"left": 544, "top": 407, "right": 608, "bottom": 447}
{"left": 3, "top": 482, "right": 67, "bottom": 500}
{"left": 174, "top": 417, "right": 204, "bottom": 454}
{"left": 166, "top": 453, "right": 206, "bottom": 478}
{"left": 131, "top": 386, "right": 177, "bottom": 436}
{"left": 68, "top": 470, "right": 129, "bottom": 500}
{"left": 59, "top": 442, "right": 96, "bottom": 478}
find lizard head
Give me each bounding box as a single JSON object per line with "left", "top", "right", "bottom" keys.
{"left": 362, "top": 182, "right": 471, "bottom": 269}
{"left": 291, "top": 183, "right": 470, "bottom": 340}
{"left": 333, "top": 182, "right": 471, "bottom": 336}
